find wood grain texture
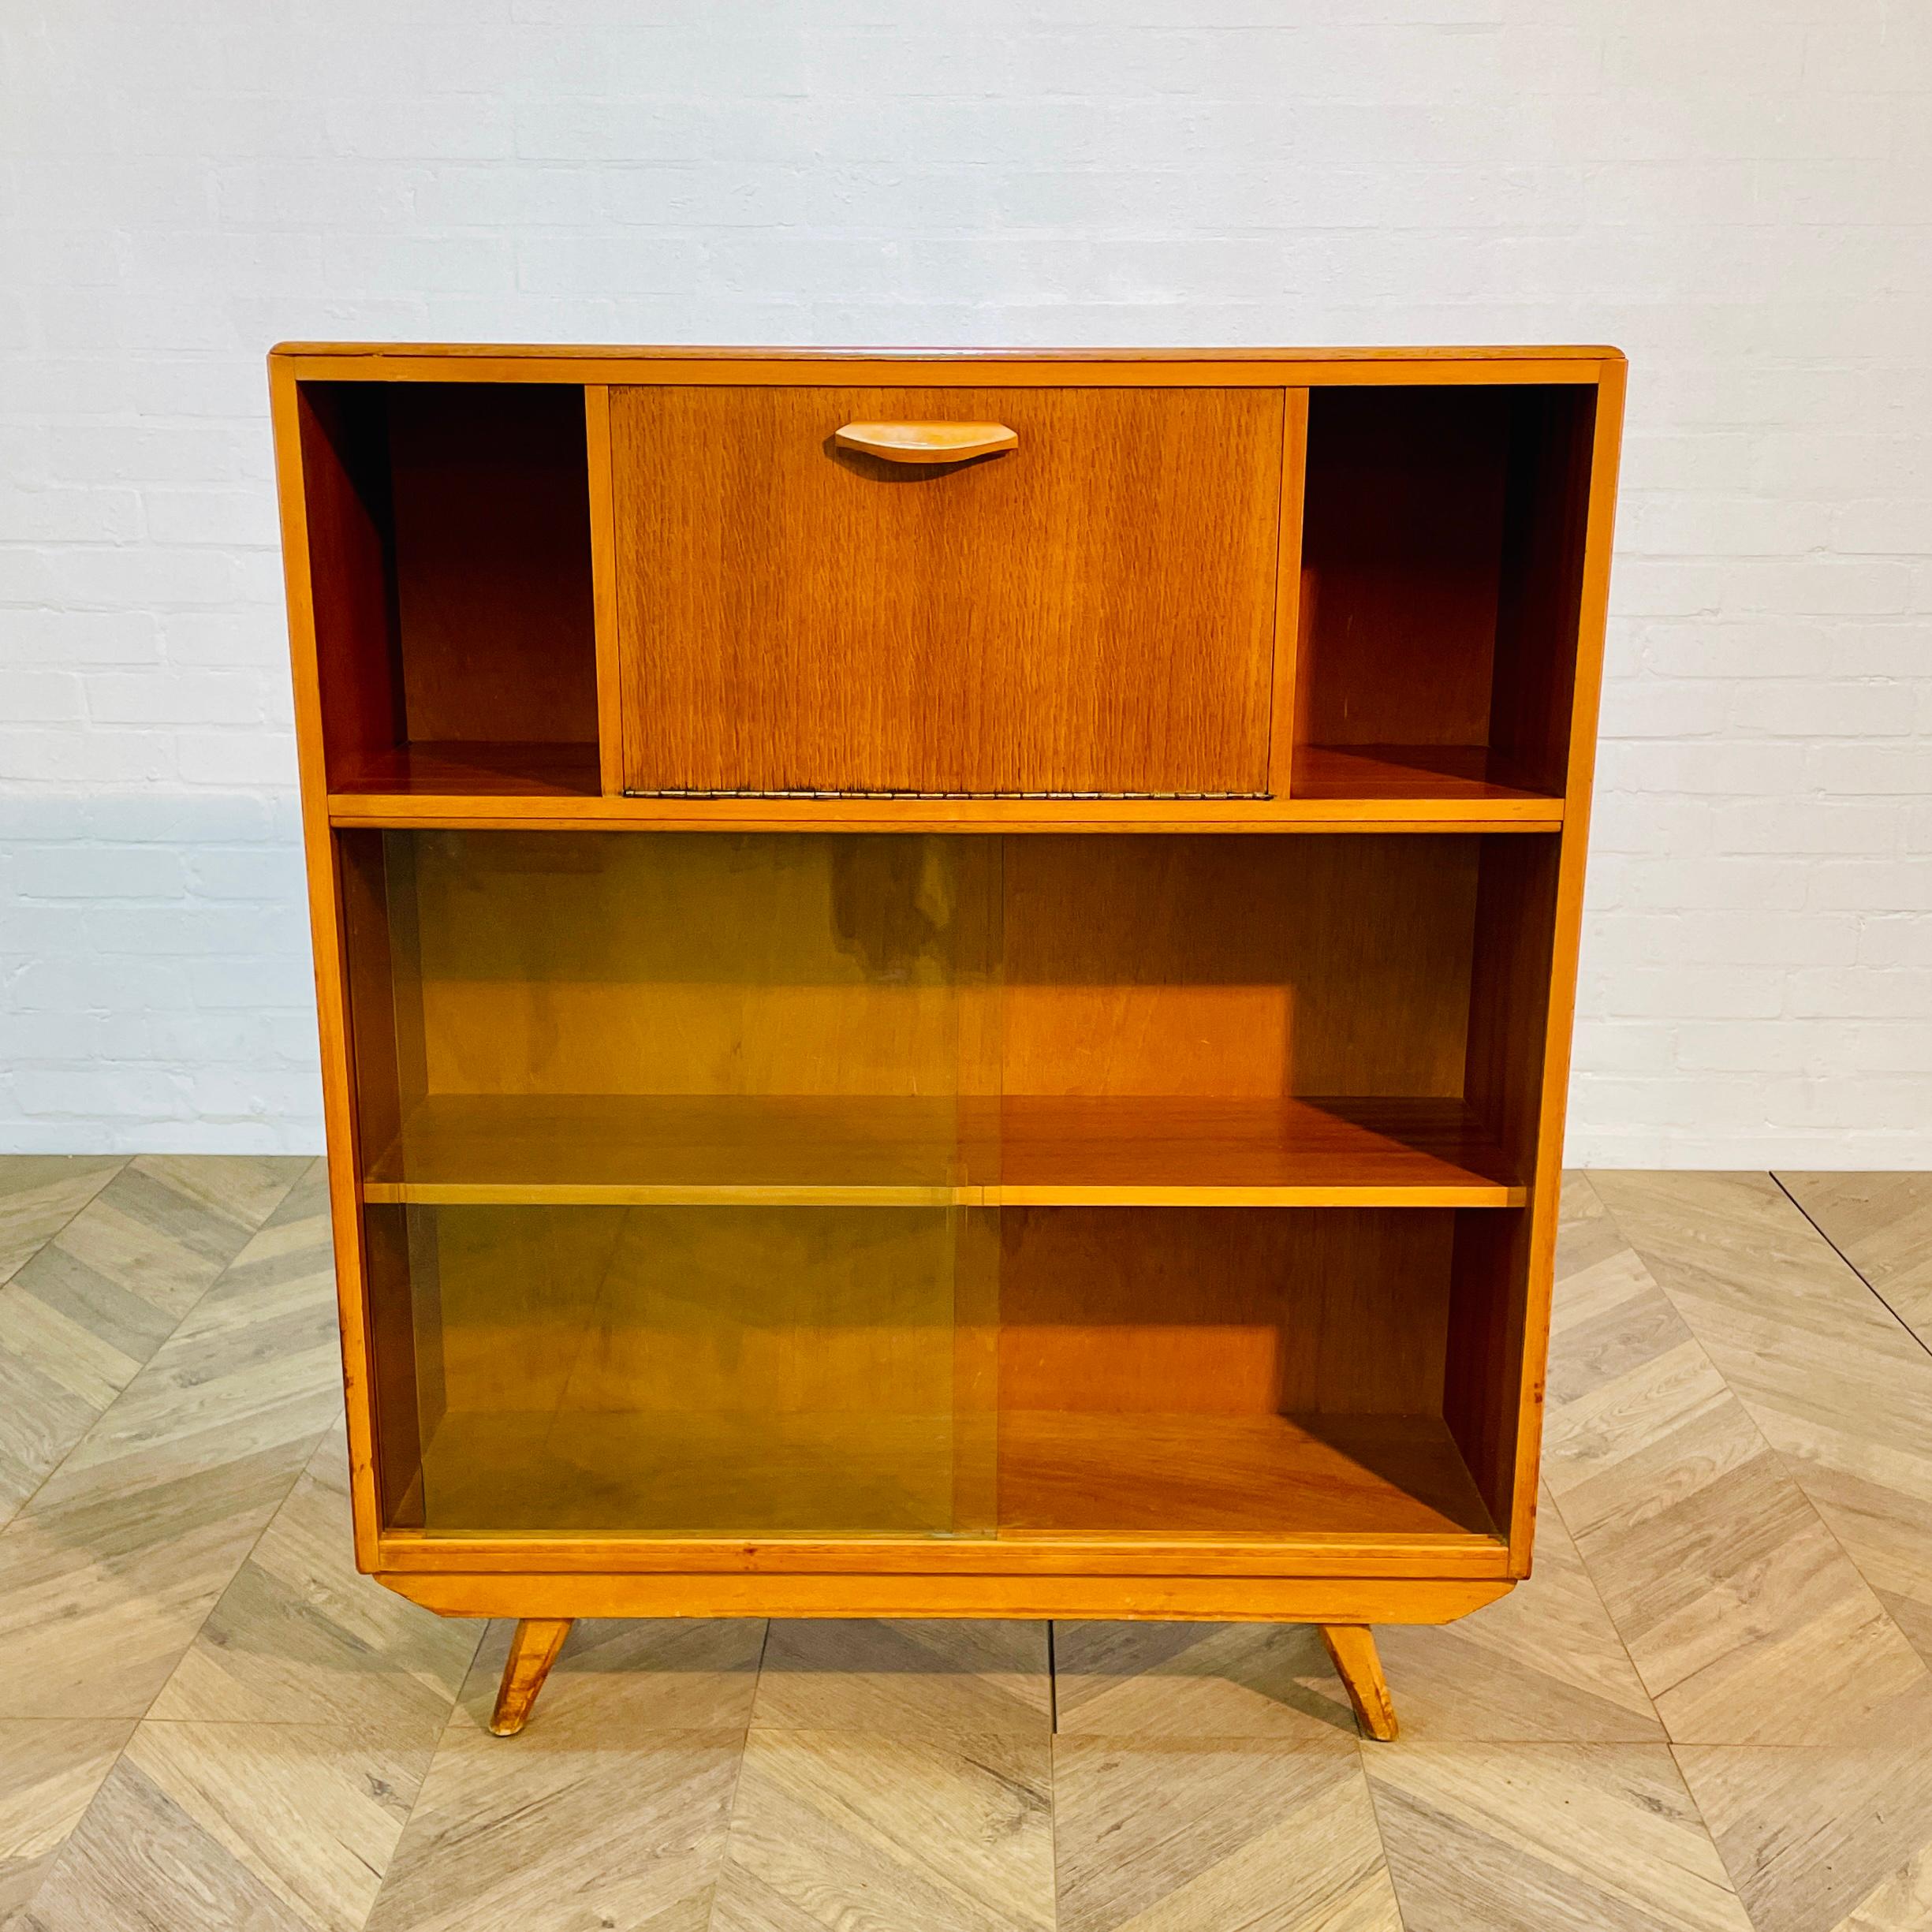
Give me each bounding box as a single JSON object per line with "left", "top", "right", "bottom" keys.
{"left": 364, "top": 1716, "right": 740, "bottom": 1931}
{"left": 273, "top": 345, "right": 1620, "bottom": 389}
{"left": 1373, "top": 1483, "right": 1662, "bottom": 1743}
{"left": 1292, "top": 741, "right": 1557, "bottom": 802}
{"left": 328, "top": 739, "right": 602, "bottom": 800}
{"left": 1777, "top": 1169, "right": 1932, "bottom": 1352}
{"left": 0, "top": 1165, "right": 338, "bottom": 1722}
{"left": 1053, "top": 1619, "right": 1363, "bottom": 1740}
{"left": 360, "top": 1092, "right": 1525, "bottom": 1206}
{"left": 327, "top": 787, "right": 1565, "bottom": 832}
{"left": 380, "top": 1571, "right": 1512, "bottom": 1623}
{"left": 147, "top": 1423, "right": 479, "bottom": 1740}
{"left": 377, "top": 1526, "right": 1509, "bottom": 1580}
{"left": 271, "top": 360, "right": 391, "bottom": 1572}
{"left": 1543, "top": 1176, "right": 1932, "bottom": 1744}
{"left": 487, "top": 1617, "right": 573, "bottom": 1735}
{"left": 370, "top": 828, "right": 1485, "bottom": 1109}
{"left": 1594, "top": 1169, "right": 1932, "bottom": 1675}
{"left": 15, "top": 1754, "right": 323, "bottom": 1932}
{"left": 750, "top": 1618, "right": 1050, "bottom": 1739}
{"left": 398, "top": 1404, "right": 1490, "bottom": 1545}
{"left": 1492, "top": 352, "right": 1624, "bottom": 1563}
{"left": 382, "top": 382, "right": 598, "bottom": 750}
{"left": 0, "top": 1156, "right": 123, "bottom": 1284}
{"left": 1319, "top": 1624, "right": 1400, "bottom": 1740}
{"left": 1000, "top": 832, "right": 1480, "bottom": 1098}
{"left": 1053, "top": 1732, "right": 1401, "bottom": 1932}
{"left": 1365, "top": 1744, "right": 1754, "bottom": 1932}
{"left": 0, "top": 1155, "right": 296, "bottom": 1526}
{"left": 0, "top": 1720, "right": 133, "bottom": 1916}
{"left": 291, "top": 382, "right": 404, "bottom": 786}
{"left": 1296, "top": 384, "right": 1512, "bottom": 751}
{"left": 611, "top": 383, "right": 1284, "bottom": 795}
{"left": 1676, "top": 1724, "right": 1932, "bottom": 1932}
{"left": 582, "top": 383, "right": 625, "bottom": 797}
{"left": 1264, "top": 387, "right": 1310, "bottom": 797}
{"left": 37, "top": 1159, "right": 1932, "bottom": 1932}
{"left": 996, "top": 1206, "right": 1460, "bottom": 1418}
{"left": 996, "top": 1410, "right": 1494, "bottom": 1539}
{"left": 117, "top": 1719, "right": 431, "bottom": 1932}
{"left": 712, "top": 1726, "right": 1053, "bottom": 1932}
{"left": 832, "top": 418, "right": 1019, "bottom": 461}
{"left": 454, "top": 1615, "right": 766, "bottom": 1736}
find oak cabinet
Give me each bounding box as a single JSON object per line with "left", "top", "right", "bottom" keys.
{"left": 274, "top": 344, "right": 1624, "bottom": 1739}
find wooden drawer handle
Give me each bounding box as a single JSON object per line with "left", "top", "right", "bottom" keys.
{"left": 834, "top": 420, "right": 1018, "bottom": 464}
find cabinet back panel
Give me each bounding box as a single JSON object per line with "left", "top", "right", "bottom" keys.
{"left": 610, "top": 385, "right": 1284, "bottom": 796}
{"left": 386, "top": 384, "right": 599, "bottom": 747}
{"left": 998, "top": 1207, "right": 1454, "bottom": 1416}
{"left": 1296, "top": 387, "right": 1510, "bottom": 750}
{"left": 372, "top": 831, "right": 1478, "bottom": 1102}
{"left": 402, "top": 830, "right": 999, "bottom": 1100}
{"left": 1001, "top": 836, "right": 1477, "bottom": 1097}
{"left": 401, "top": 1202, "right": 995, "bottom": 1537}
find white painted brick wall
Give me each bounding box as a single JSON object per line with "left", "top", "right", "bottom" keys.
{"left": 2, "top": 0, "right": 1928, "bottom": 1161}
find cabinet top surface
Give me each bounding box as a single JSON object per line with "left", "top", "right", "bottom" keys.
{"left": 271, "top": 341, "right": 1624, "bottom": 377}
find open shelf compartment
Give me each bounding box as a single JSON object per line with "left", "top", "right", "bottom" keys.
{"left": 361, "top": 1093, "right": 1523, "bottom": 1207}
{"left": 338, "top": 825, "right": 1552, "bottom": 1551}
{"left": 1290, "top": 383, "right": 1597, "bottom": 806}
{"left": 339, "top": 829, "right": 1555, "bottom": 1210}
{"left": 365, "top": 1198, "right": 1506, "bottom": 1547}
{"left": 294, "top": 381, "right": 602, "bottom": 800}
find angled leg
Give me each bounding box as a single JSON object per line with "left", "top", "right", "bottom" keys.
{"left": 1318, "top": 1624, "right": 1399, "bottom": 1741}
{"left": 490, "top": 1617, "right": 573, "bottom": 1736}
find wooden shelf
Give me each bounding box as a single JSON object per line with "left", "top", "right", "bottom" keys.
{"left": 326, "top": 787, "right": 1561, "bottom": 832}
{"left": 413, "top": 1408, "right": 970, "bottom": 1537}
{"left": 1292, "top": 744, "right": 1560, "bottom": 807}
{"left": 330, "top": 740, "right": 602, "bottom": 800}
{"left": 1000, "top": 1411, "right": 1496, "bottom": 1539}
{"left": 406, "top": 1405, "right": 1494, "bottom": 1542}
{"left": 362, "top": 1093, "right": 1527, "bottom": 1208}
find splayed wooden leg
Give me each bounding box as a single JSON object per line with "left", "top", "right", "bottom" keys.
{"left": 1319, "top": 1624, "right": 1400, "bottom": 1741}
{"left": 489, "top": 1617, "right": 573, "bottom": 1736}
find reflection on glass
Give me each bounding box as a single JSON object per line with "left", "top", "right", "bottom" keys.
{"left": 394, "top": 1203, "right": 995, "bottom": 1538}
{"left": 343, "top": 830, "right": 1001, "bottom": 1536}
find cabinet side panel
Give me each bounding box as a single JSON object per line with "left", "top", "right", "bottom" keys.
{"left": 1445, "top": 839, "right": 1558, "bottom": 1527}
{"left": 1265, "top": 390, "right": 1310, "bottom": 795}
{"left": 1456, "top": 362, "right": 1624, "bottom": 1565}
{"left": 584, "top": 384, "right": 626, "bottom": 794}
{"left": 364, "top": 1205, "right": 427, "bottom": 1528}
{"left": 271, "top": 360, "right": 386, "bottom": 1566}
{"left": 1498, "top": 360, "right": 1626, "bottom": 1565}
{"left": 1442, "top": 1208, "right": 1528, "bottom": 1530}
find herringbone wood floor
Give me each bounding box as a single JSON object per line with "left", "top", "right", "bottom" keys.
{"left": 3, "top": 1158, "right": 1930, "bottom": 1930}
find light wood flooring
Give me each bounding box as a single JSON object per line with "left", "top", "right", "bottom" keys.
{"left": 3, "top": 1158, "right": 1931, "bottom": 1930}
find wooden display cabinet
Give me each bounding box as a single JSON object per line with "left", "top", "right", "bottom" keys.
{"left": 272, "top": 345, "right": 1624, "bottom": 1740}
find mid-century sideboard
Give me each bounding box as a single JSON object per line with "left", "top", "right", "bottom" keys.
{"left": 270, "top": 343, "right": 1624, "bottom": 1740}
